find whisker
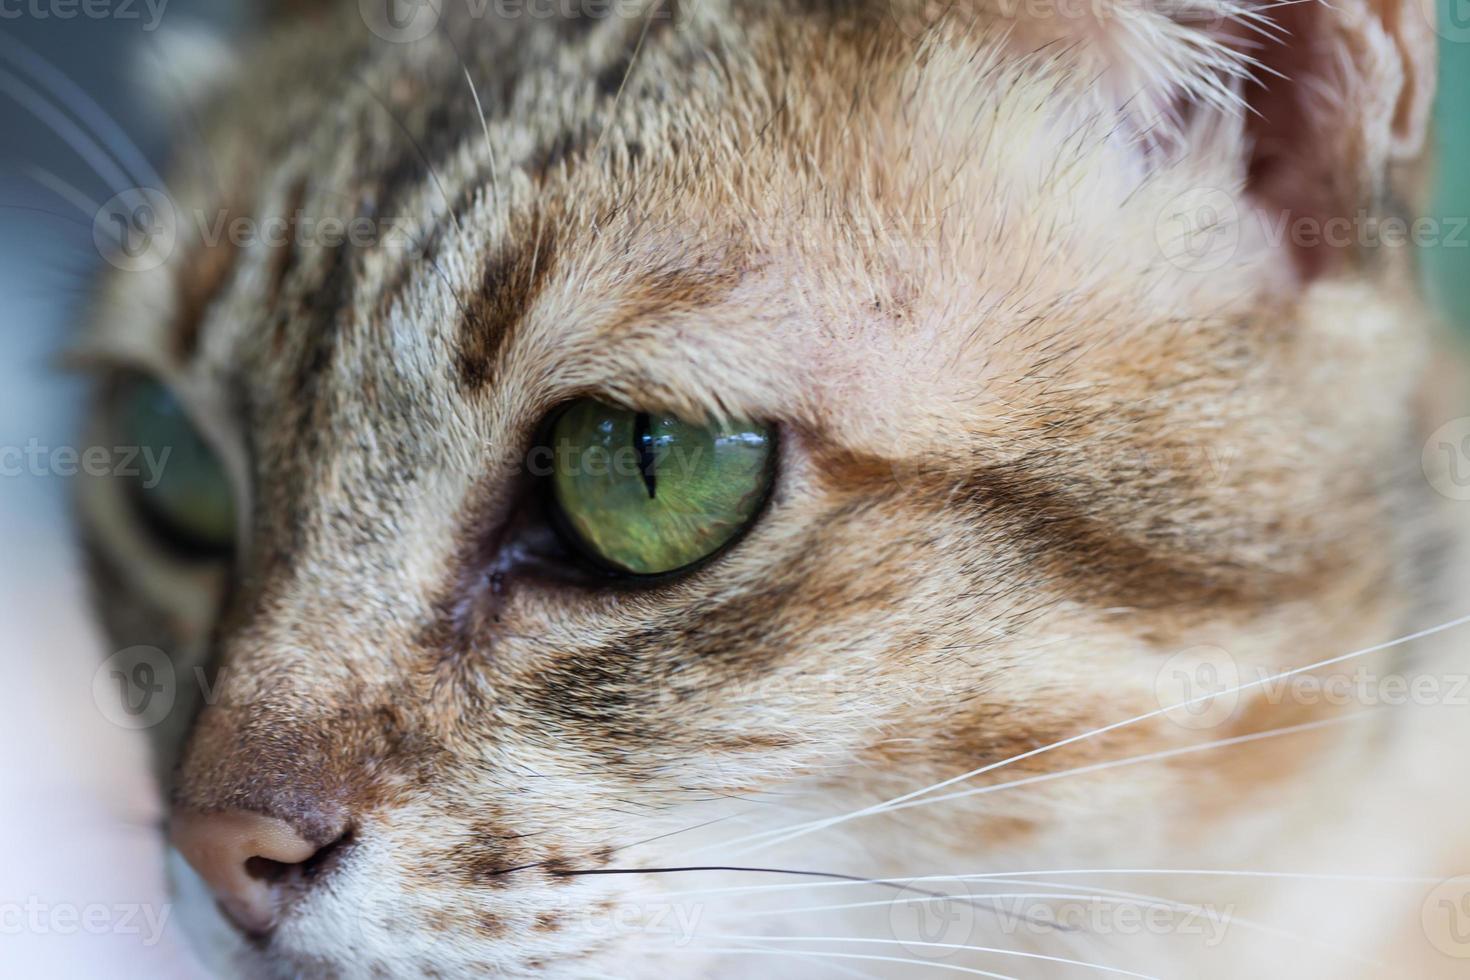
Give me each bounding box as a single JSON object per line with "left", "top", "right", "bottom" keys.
{"left": 353, "top": 74, "right": 464, "bottom": 237}
{"left": 705, "top": 879, "right": 1381, "bottom": 967}
{"left": 723, "top": 612, "right": 1470, "bottom": 854}
{"left": 592, "top": 0, "right": 660, "bottom": 163}
{"left": 0, "top": 204, "right": 93, "bottom": 234}
{"left": 694, "top": 712, "right": 1371, "bottom": 863}
{"left": 707, "top": 939, "right": 891, "bottom": 979}
{"left": 668, "top": 946, "right": 1022, "bottom": 979}
{"left": 0, "top": 33, "right": 165, "bottom": 191}
{"left": 660, "top": 868, "right": 1445, "bottom": 901}
{"left": 0, "top": 65, "right": 131, "bottom": 198}
{"left": 440, "top": 29, "right": 501, "bottom": 209}
{"left": 699, "top": 934, "right": 1161, "bottom": 979}
{"left": 547, "top": 865, "right": 1063, "bottom": 930}
{"left": 879, "top": 710, "right": 1374, "bottom": 815}
{"left": 21, "top": 163, "right": 107, "bottom": 224}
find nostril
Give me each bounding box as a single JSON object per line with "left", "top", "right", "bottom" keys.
{"left": 300, "top": 829, "right": 352, "bottom": 880}
{"left": 244, "top": 855, "right": 293, "bottom": 884}
{"left": 170, "top": 809, "right": 350, "bottom": 937}
{"left": 244, "top": 829, "right": 352, "bottom": 885}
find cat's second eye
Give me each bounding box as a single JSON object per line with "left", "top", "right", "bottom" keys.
{"left": 113, "top": 377, "right": 236, "bottom": 558}
{"left": 546, "top": 399, "right": 775, "bottom": 577}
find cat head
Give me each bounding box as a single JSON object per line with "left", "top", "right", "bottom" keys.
{"left": 78, "top": 0, "right": 1444, "bottom": 975}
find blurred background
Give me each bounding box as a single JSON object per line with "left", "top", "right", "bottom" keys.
{"left": 0, "top": 3, "right": 1466, "bottom": 977}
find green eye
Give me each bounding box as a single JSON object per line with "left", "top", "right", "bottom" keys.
{"left": 115, "top": 378, "right": 236, "bottom": 556}
{"left": 548, "top": 399, "right": 775, "bottom": 576}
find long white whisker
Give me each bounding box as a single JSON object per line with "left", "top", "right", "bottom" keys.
{"left": 662, "top": 868, "right": 1445, "bottom": 901}
{"left": 670, "top": 946, "right": 1021, "bottom": 978}
{"left": 0, "top": 33, "right": 165, "bottom": 191}
{"left": 700, "top": 935, "right": 1161, "bottom": 979}
{"left": 706, "top": 880, "right": 1381, "bottom": 966}
{"left": 882, "top": 711, "right": 1373, "bottom": 815}
{"left": 725, "top": 612, "right": 1470, "bottom": 854}
{"left": 730, "top": 942, "right": 881, "bottom": 979}
{"left": 22, "top": 164, "right": 105, "bottom": 222}
{"left": 0, "top": 65, "right": 132, "bottom": 198}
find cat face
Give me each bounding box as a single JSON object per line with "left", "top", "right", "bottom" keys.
{"left": 77, "top": 0, "right": 1442, "bottom": 976}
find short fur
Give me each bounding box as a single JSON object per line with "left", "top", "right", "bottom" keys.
{"left": 77, "top": 0, "right": 1470, "bottom": 976}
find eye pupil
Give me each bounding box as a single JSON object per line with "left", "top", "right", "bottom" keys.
{"left": 633, "top": 411, "right": 657, "bottom": 500}
{"left": 548, "top": 398, "right": 775, "bottom": 577}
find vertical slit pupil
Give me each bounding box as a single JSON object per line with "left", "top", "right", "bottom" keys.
{"left": 633, "top": 412, "right": 657, "bottom": 499}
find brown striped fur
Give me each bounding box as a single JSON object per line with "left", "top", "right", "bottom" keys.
{"left": 75, "top": 0, "right": 1470, "bottom": 976}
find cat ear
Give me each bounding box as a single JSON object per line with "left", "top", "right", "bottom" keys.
{"left": 1218, "top": 0, "right": 1437, "bottom": 277}
{"left": 901, "top": 0, "right": 1439, "bottom": 280}
{"left": 1041, "top": 0, "right": 1437, "bottom": 278}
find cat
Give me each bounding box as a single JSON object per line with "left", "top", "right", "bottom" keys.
{"left": 69, "top": 0, "right": 1470, "bottom": 975}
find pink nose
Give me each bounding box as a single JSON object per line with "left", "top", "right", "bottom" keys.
{"left": 170, "top": 809, "right": 345, "bottom": 936}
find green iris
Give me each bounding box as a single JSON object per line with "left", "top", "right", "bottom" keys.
{"left": 116, "top": 377, "right": 235, "bottom": 555}
{"left": 548, "top": 399, "right": 774, "bottom": 576}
